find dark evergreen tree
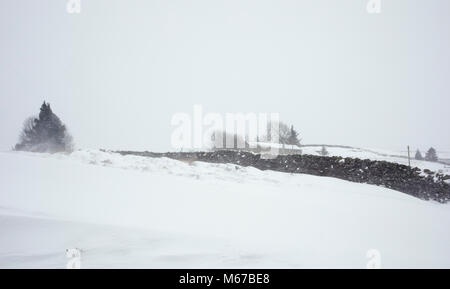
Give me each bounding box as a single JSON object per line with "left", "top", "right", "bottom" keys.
{"left": 15, "top": 101, "right": 74, "bottom": 153}
{"left": 425, "top": 147, "right": 438, "bottom": 162}
{"left": 287, "top": 125, "right": 301, "bottom": 147}
{"left": 415, "top": 149, "right": 424, "bottom": 160}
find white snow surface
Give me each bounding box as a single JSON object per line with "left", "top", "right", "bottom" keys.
{"left": 300, "top": 146, "right": 450, "bottom": 174}
{"left": 0, "top": 150, "right": 449, "bottom": 268}
{"left": 247, "top": 143, "right": 449, "bottom": 174}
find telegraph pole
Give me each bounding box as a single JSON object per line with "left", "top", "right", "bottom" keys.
{"left": 407, "top": 145, "right": 411, "bottom": 167}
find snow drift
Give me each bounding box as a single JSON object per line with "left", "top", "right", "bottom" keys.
{"left": 0, "top": 150, "right": 449, "bottom": 268}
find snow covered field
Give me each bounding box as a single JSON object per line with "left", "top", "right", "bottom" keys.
{"left": 300, "top": 145, "right": 450, "bottom": 174}
{"left": 1, "top": 150, "right": 449, "bottom": 268}
{"left": 248, "top": 143, "right": 450, "bottom": 174}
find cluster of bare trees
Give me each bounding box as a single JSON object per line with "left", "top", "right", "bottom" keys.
{"left": 264, "top": 121, "right": 301, "bottom": 147}
{"left": 210, "top": 121, "right": 301, "bottom": 150}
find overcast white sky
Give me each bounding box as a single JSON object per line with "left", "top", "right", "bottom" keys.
{"left": 1, "top": 0, "right": 449, "bottom": 152}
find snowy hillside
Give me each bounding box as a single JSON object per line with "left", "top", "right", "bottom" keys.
{"left": 247, "top": 143, "right": 449, "bottom": 175}
{"left": 302, "top": 145, "right": 449, "bottom": 173}
{"left": 279, "top": 144, "right": 450, "bottom": 174}
{"left": 1, "top": 150, "right": 450, "bottom": 268}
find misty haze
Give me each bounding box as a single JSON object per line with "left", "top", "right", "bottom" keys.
{"left": 0, "top": 0, "right": 449, "bottom": 271}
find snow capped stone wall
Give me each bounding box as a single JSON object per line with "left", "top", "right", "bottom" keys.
{"left": 116, "top": 150, "right": 450, "bottom": 203}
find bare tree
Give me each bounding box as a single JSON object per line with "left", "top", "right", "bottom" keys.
{"left": 265, "top": 121, "right": 290, "bottom": 145}
{"left": 18, "top": 116, "right": 38, "bottom": 146}
{"left": 211, "top": 130, "right": 247, "bottom": 150}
